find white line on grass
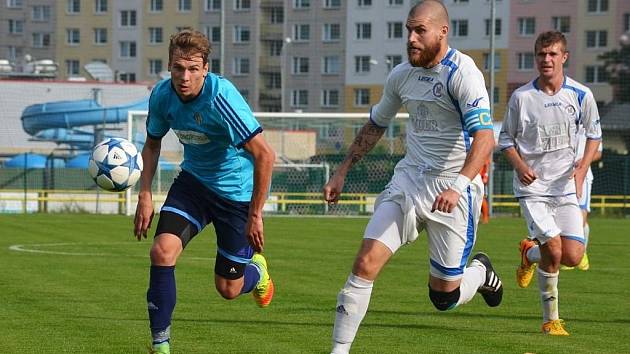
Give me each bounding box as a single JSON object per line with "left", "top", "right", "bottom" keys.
{"left": 8, "top": 242, "right": 214, "bottom": 261}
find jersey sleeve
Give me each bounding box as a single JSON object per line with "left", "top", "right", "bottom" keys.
{"left": 581, "top": 90, "right": 602, "bottom": 141}
{"left": 450, "top": 64, "right": 493, "bottom": 134}
{"left": 214, "top": 80, "right": 262, "bottom": 148}
{"left": 146, "top": 85, "right": 170, "bottom": 140}
{"left": 498, "top": 94, "right": 519, "bottom": 151}
{"left": 369, "top": 68, "right": 403, "bottom": 128}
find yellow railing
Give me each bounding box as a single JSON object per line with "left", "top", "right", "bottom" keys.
{"left": 1, "top": 189, "right": 629, "bottom": 215}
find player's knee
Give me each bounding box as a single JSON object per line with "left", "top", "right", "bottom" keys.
{"left": 429, "top": 287, "right": 460, "bottom": 311}
{"left": 149, "top": 243, "right": 177, "bottom": 265}
{"left": 352, "top": 255, "right": 378, "bottom": 279}
{"left": 216, "top": 285, "right": 240, "bottom": 300}
{"left": 563, "top": 252, "right": 583, "bottom": 267}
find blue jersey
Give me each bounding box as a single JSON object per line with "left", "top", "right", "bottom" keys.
{"left": 146, "top": 74, "right": 262, "bottom": 202}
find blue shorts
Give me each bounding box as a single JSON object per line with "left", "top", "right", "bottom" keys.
{"left": 156, "top": 170, "right": 254, "bottom": 264}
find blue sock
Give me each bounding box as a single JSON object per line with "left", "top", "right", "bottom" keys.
{"left": 147, "top": 265, "right": 176, "bottom": 344}
{"left": 239, "top": 263, "right": 261, "bottom": 294}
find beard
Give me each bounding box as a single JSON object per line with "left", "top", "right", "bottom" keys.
{"left": 407, "top": 40, "right": 441, "bottom": 68}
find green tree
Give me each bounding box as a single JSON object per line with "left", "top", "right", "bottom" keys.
{"left": 598, "top": 35, "right": 630, "bottom": 102}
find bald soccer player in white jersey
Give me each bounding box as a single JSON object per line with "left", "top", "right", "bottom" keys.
{"left": 323, "top": 2, "right": 503, "bottom": 352}
{"left": 499, "top": 31, "right": 602, "bottom": 336}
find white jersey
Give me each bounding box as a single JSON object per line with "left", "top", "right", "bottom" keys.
{"left": 371, "top": 48, "right": 493, "bottom": 175}
{"left": 576, "top": 126, "right": 603, "bottom": 182}
{"left": 498, "top": 76, "right": 602, "bottom": 197}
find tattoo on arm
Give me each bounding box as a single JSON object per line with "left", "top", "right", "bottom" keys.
{"left": 346, "top": 122, "right": 387, "bottom": 166}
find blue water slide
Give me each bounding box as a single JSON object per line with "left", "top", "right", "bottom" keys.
{"left": 20, "top": 98, "right": 149, "bottom": 148}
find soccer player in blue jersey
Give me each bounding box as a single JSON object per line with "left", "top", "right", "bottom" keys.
{"left": 323, "top": 2, "right": 502, "bottom": 353}
{"left": 133, "top": 29, "right": 276, "bottom": 354}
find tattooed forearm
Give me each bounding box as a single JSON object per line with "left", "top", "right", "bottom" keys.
{"left": 345, "top": 122, "right": 387, "bottom": 166}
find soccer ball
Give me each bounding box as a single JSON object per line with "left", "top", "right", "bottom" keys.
{"left": 88, "top": 137, "right": 143, "bottom": 192}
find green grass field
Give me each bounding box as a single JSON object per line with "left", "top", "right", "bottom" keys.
{"left": 1, "top": 214, "right": 629, "bottom": 353}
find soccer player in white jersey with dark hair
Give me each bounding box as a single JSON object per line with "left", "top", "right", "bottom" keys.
{"left": 323, "top": 1, "right": 503, "bottom": 352}
{"left": 499, "top": 30, "right": 602, "bottom": 336}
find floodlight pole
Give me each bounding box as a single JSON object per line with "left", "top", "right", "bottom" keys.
{"left": 488, "top": 0, "right": 496, "bottom": 217}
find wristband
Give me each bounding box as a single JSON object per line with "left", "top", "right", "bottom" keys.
{"left": 450, "top": 174, "right": 471, "bottom": 195}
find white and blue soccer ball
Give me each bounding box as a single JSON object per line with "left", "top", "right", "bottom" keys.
{"left": 88, "top": 137, "right": 143, "bottom": 192}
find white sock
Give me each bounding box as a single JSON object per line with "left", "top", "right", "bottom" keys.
{"left": 584, "top": 222, "right": 590, "bottom": 249}
{"left": 456, "top": 260, "right": 485, "bottom": 307}
{"left": 537, "top": 267, "right": 559, "bottom": 322}
{"left": 527, "top": 245, "right": 541, "bottom": 263}
{"left": 331, "top": 274, "right": 373, "bottom": 354}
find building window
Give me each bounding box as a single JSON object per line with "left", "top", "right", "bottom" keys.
{"left": 270, "top": 7, "right": 283, "bottom": 24}
{"left": 625, "top": 13, "right": 630, "bottom": 32}
{"left": 484, "top": 18, "right": 502, "bottom": 36}
{"left": 552, "top": 16, "right": 570, "bottom": 34}
{"left": 7, "top": 0, "right": 22, "bottom": 8}
{"left": 94, "top": 0, "right": 107, "bottom": 13}
{"left": 517, "top": 52, "right": 534, "bottom": 70}
{"left": 66, "top": 29, "right": 80, "bottom": 45}
{"left": 94, "top": 28, "right": 107, "bottom": 44}
{"left": 32, "top": 33, "right": 51, "bottom": 48}
{"left": 32, "top": 5, "right": 51, "bottom": 21}
{"left": 354, "top": 88, "right": 370, "bottom": 106}
{"left": 387, "top": 22, "right": 403, "bottom": 39}
{"left": 291, "top": 90, "right": 308, "bottom": 107}
{"left": 293, "top": 0, "right": 310, "bottom": 9}
{"left": 266, "top": 73, "right": 281, "bottom": 89}
{"left": 355, "top": 56, "right": 371, "bottom": 73}
{"left": 205, "top": 0, "right": 220, "bottom": 11}
{"left": 233, "top": 57, "right": 250, "bottom": 75}
{"left": 67, "top": 0, "right": 80, "bottom": 14}
{"left": 483, "top": 53, "right": 501, "bottom": 70}
{"left": 322, "top": 56, "right": 340, "bottom": 74}
{"left": 587, "top": 0, "right": 608, "bottom": 13}
{"left": 323, "top": 23, "right": 341, "bottom": 42}
{"left": 356, "top": 23, "right": 371, "bottom": 40}
{"left": 120, "top": 41, "right": 137, "bottom": 58}
{"left": 388, "top": 0, "right": 403, "bottom": 5}
{"left": 386, "top": 55, "right": 402, "bottom": 72}
{"left": 120, "top": 10, "right": 137, "bottom": 27}
{"left": 454, "top": 0, "right": 469, "bottom": 2}
{"left": 66, "top": 60, "right": 80, "bottom": 76}
{"left": 234, "top": 26, "right": 251, "bottom": 43}
{"left": 178, "top": 0, "right": 191, "bottom": 12}
{"left": 585, "top": 65, "right": 609, "bottom": 83}
{"left": 292, "top": 57, "right": 309, "bottom": 74}
{"left": 488, "top": 86, "right": 500, "bottom": 104}
{"left": 119, "top": 73, "right": 136, "bottom": 83}
{"left": 211, "top": 59, "right": 220, "bottom": 73}
{"left": 209, "top": 26, "right": 221, "bottom": 43}
{"left": 150, "top": 0, "right": 163, "bottom": 12}
{"left": 8, "top": 20, "right": 24, "bottom": 34}
{"left": 293, "top": 24, "right": 310, "bottom": 41}
{"left": 325, "top": 0, "right": 341, "bottom": 8}
{"left": 586, "top": 30, "right": 607, "bottom": 48}
{"left": 270, "top": 40, "right": 282, "bottom": 56}
{"left": 322, "top": 89, "right": 340, "bottom": 107}
{"left": 518, "top": 17, "right": 536, "bottom": 36}
{"left": 149, "top": 27, "right": 163, "bottom": 44}
{"left": 149, "top": 59, "right": 163, "bottom": 75}
{"left": 358, "top": 0, "right": 372, "bottom": 7}
{"left": 235, "top": 0, "right": 251, "bottom": 10}
{"left": 451, "top": 19, "right": 468, "bottom": 37}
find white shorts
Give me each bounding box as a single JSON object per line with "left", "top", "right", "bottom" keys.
{"left": 364, "top": 167, "right": 483, "bottom": 281}
{"left": 578, "top": 179, "right": 593, "bottom": 212}
{"left": 519, "top": 195, "right": 585, "bottom": 245}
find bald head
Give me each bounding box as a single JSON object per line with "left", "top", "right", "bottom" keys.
{"left": 409, "top": 0, "right": 449, "bottom": 27}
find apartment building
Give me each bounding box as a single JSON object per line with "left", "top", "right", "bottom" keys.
{"left": 0, "top": 0, "right": 55, "bottom": 68}
{"left": 447, "top": 0, "right": 510, "bottom": 120}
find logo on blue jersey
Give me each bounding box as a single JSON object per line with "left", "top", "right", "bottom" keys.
{"left": 432, "top": 82, "right": 444, "bottom": 98}
{"left": 466, "top": 97, "right": 484, "bottom": 108}
{"left": 194, "top": 112, "right": 203, "bottom": 125}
